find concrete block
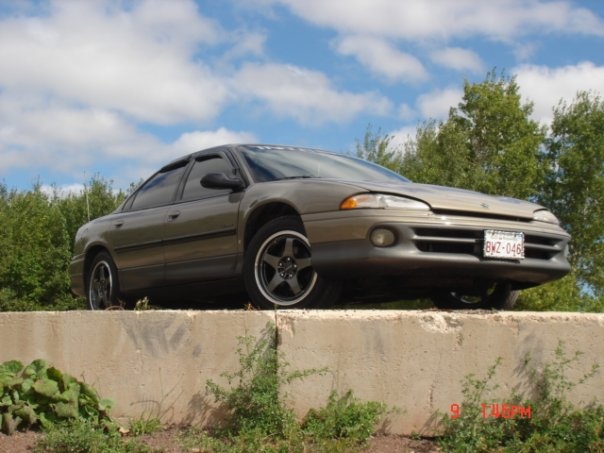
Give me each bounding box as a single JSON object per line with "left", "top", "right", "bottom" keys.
{"left": 0, "top": 310, "right": 274, "bottom": 425}
{"left": 277, "top": 310, "right": 604, "bottom": 435}
{"left": 1, "top": 310, "right": 602, "bottom": 435}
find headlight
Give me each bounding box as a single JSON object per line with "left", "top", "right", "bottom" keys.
{"left": 533, "top": 209, "right": 560, "bottom": 225}
{"left": 340, "top": 194, "right": 430, "bottom": 211}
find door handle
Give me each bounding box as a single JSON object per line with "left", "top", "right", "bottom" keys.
{"left": 114, "top": 220, "right": 124, "bottom": 228}
{"left": 167, "top": 211, "right": 181, "bottom": 222}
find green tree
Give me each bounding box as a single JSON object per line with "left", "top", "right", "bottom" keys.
{"left": 402, "top": 71, "right": 546, "bottom": 200}
{"left": 0, "top": 177, "right": 126, "bottom": 311}
{"left": 360, "top": 73, "right": 602, "bottom": 311}
{"left": 56, "top": 176, "right": 127, "bottom": 250}
{"left": 0, "top": 186, "right": 75, "bottom": 310}
{"left": 516, "top": 272, "right": 601, "bottom": 312}
{"left": 356, "top": 124, "right": 404, "bottom": 173}
{"left": 402, "top": 119, "right": 472, "bottom": 188}
{"left": 541, "top": 91, "right": 604, "bottom": 297}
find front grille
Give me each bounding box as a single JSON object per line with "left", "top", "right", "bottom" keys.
{"left": 414, "top": 228, "right": 480, "bottom": 255}
{"left": 524, "top": 235, "right": 563, "bottom": 260}
{"left": 412, "top": 227, "right": 565, "bottom": 261}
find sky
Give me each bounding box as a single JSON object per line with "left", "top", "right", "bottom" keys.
{"left": 1, "top": 0, "right": 604, "bottom": 193}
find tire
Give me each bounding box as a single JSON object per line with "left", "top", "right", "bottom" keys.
{"left": 243, "top": 216, "right": 341, "bottom": 309}
{"left": 86, "top": 252, "right": 123, "bottom": 310}
{"left": 432, "top": 283, "right": 519, "bottom": 310}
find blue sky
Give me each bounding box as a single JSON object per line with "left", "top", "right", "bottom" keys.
{"left": 1, "top": 0, "right": 604, "bottom": 193}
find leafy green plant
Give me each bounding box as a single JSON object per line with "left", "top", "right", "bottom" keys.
{"left": 188, "top": 323, "right": 388, "bottom": 452}
{"left": 0, "top": 359, "right": 113, "bottom": 435}
{"left": 302, "top": 390, "right": 386, "bottom": 441}
{"left": 205, "top": 324, "right": 323, "bottom": 439}
{"left": 438, "top": 343, "right": 604, "bottom": 452}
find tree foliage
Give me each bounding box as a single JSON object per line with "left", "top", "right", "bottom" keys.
{"left": 401, "top": 71, "right": 546, "bottom": 200}
{"left": 0, "top": 177, "right": 125, "bottom": 311}
{"left": 0, "top": 186, "right": 72, "bottom": 310}
{"left": 361, "top": 73, "right": 602, "bottom": 310}
{"left": 355, "top": 124, "right": 404, "bottom": 173}
{"left": 540, "top": 91, "right": 604, "bottom": 296}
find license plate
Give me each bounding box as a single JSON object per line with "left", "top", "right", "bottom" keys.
{"left": 483, "top": 230, "right": 525, "bottom": 260}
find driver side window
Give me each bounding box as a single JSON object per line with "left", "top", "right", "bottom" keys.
{"left": 181, "top": 156, "right": 234, "bottom": 202}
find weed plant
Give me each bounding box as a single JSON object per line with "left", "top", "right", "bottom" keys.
{"left": 187, "top": 323, "right": 387, "bottom": 452}
{"left": 438, "top": 342, "right": 604, "bottom": 452}
{"left": 34, "top": 418, "right": 149, "bottom": 453}
{"left": 128, "top": 416, "right": 162, "bottom": 436}
{"left": 302, "top": 390, "right": 386, "bottom": 441}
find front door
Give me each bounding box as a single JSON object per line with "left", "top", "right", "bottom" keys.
{"left": 163, "top": 154, "right": 243, "bottom": 284}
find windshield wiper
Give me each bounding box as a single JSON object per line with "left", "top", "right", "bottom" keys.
{"left": 277, "top": 175, "right": 315, "bottom": 180}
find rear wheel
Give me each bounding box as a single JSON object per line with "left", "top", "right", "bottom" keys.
{"left": 432, "top": 283, "right": 519, "bottom": 310}
{"left": 87, "top": 252, "right": 123, "bottom": 310}
{"left": 244, "top": 216, "right": 341, "bottom": 309}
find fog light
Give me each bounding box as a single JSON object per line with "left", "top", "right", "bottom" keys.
{"left": 370, "top": 228, "right": 396, "bottom": 247}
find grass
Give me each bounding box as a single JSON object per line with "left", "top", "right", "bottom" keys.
{"left": 33, "top": 419, "right": 150, "bottom": 453}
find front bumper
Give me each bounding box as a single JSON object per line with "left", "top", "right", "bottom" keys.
{"left": 303, "top": 211, "right": 570, "bottom": 289}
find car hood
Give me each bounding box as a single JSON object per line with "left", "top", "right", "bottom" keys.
{"left": 345, "top": 180, "right": 541, "bottom": 219}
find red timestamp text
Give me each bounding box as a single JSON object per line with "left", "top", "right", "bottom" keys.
{"left": 449, "top": 403, "right": 532, "bottom": 419}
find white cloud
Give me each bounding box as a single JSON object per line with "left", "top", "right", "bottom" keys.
{"left": 514, "top": 62, "right": 604, "bottom": 124}
{"left": 117, "top": 128, "right": 260, "bottom": 188}
{"left": 430, "top": 47, "right": 484, "bottom": 73}
{"left": 417, "top": 88, "right": 462, "bottom": 120}
{"left": 0, "top": 0, "right": 264, "bottom": 188}
{"left": 0, "top": 0, "right": 229, "bottom": 125}
{"left": 389, "top": 125, "right": 418, "bottom": 151}
{"left": 0, "top": 81, "right": 257, "bottom": 186}
{"left": 171, "top": 128, "right": 259, "bottom": 154}
{"left": 233, "top": 62, "right": 392, "bottom": 123}
{"left": 40, "top": 183, "right": 85, "bottom": 198}
{"left": 334, "top": 35, "right": 427, "bottom": 82}
{"left": 271, "top": 0, "right": 604, "bottom": 40}
{"left": 513, "top": 42, "right": 539, "bottom": 62}
{"left": 0, "top": 92, "right": 162, "bottom": 169}
{"left": 398, "top": 103, "right": 416, "bottom": 121}
{"left": 222, "top": 31, "right": 267, "bottom": 62}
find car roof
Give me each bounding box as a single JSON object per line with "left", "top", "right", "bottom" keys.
{"left": 160, "top": 143, "right": 332, "bottom": 172}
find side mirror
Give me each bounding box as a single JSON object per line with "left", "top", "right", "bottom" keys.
{"left": 201, "top": 173, "right": 245, "bottom": 191}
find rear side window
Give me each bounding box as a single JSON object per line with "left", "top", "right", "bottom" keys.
{"left": 181, "top": 156, "right": 234, "bottom": 201}
{"left": 130, "top": 163, "right": 187, "bottom": 211}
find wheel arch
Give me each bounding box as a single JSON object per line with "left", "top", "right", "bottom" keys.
{"left": 83, "top": 245, "right": 113, "bottom": 289}
{"left": 243, "top": 202, "right": 302, "bottom": 250}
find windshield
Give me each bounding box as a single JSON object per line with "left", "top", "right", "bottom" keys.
{"left": 240, "top": 145, "right": 409, "bottom": 183}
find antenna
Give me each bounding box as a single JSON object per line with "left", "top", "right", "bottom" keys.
{"left": 84, "top": 172, "right": 90, "bottom": 222}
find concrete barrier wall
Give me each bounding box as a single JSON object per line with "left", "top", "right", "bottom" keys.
{"left": 1, "top": 310, "right": 603, "bottom": 434}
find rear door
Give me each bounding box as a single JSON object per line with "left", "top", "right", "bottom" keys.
{"left": 108, "top": 160, "right": 188, "bottom": 291}
{"left": 163, "top": 152, "right": 243, "bottom": 285}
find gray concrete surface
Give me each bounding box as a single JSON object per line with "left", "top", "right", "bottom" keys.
{"left": 0, "top": 310, "right": 602, "bottom": 434}
{"left": 278, "top": 310, "right": 604, "bottom": 434}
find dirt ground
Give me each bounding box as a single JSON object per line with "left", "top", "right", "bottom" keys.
{"left": 0, "top": 429, "right": 441, "bottom": 452}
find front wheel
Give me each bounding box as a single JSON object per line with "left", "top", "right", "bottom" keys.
{"left": 243, "top": 216, "right": 341, "bottom": 309}
{"left": 87, "top": 252, "right": 122, "bottom": 310}
{"left": 432, "top": 283, "right": 519, "bottom": 310}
